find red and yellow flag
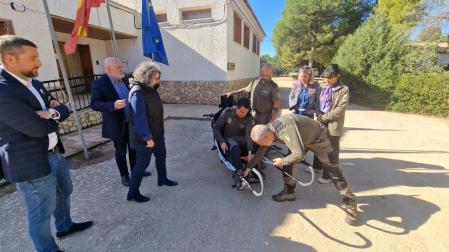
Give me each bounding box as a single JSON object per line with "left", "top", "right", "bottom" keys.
{"left": 64, "top": 0, "right": 104, "bottom": 54}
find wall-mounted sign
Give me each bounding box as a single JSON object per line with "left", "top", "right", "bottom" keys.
{"left": 227, "top": 62, "right": 235, "bottom": 70}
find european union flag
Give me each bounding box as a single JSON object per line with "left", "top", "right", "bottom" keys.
{"left": 142, "top": 0, "right": 168, "bottom": 65}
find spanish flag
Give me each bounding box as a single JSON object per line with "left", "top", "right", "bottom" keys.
{"left": 64, "top": 0, "right": 105, "bottom": 54}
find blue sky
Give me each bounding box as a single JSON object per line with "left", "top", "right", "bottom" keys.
{"left": 248, "top": 0, "right": 285, "bottom": 56}
{"left": 248, "top": 0, "right": 448, "bottom": 56}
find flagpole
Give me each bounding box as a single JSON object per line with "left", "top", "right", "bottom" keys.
{"left": 106, "top": 0, "right": 118, "bottom": 57}
{"left": 42, "top": 0, "right": 90, "bottom": 160}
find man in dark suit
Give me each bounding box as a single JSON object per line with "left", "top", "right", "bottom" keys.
{"left": 91, "top": 57, "right": 149, "bottom": 186}
{"left": 0, "top": 35, "right": 93, "bottom": 251}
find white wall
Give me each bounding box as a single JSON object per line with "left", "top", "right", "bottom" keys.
{"left": 226, "top": 1, "right": 262, "bottom": 81}
{"left": 45, "top": 0, "right": 137, "bottom": 36}
{"left": 117, "top": 0, "right": 229, "bottom": 81}
{"left": 55, "top": 33, "right": 108, "bottom": 75}
{"left": 0, "top": 2, "right": 59, "bottom": 80}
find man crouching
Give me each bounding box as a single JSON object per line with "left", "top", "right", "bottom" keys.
{"left": 248, "top": 114, "right": 358, "bottom": 225}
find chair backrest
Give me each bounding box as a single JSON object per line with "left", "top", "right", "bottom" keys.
{"left": 219, "top": 95, "right": 234, "bottom": 109}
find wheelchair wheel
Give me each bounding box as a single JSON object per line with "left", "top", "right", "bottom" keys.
{"left": 244, "top": 168, "right": 264, "bottom": 197}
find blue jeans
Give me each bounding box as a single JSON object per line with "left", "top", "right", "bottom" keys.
{"left": 129, "top": 138, "right": 167, "bottom": 196}
{"left": 16, "top": 151, "right": 73, "bottom": 252}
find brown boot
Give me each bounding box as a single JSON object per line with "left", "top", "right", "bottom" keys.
{"left": 344, "top": 200, "right": 359, "bottom": 225}
{"left": 272, "top": 185, "right": 296, "bottom": 202}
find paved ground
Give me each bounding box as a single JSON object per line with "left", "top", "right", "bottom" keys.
{"left": 1, "top": 78, "right": 448, "bottom": 251}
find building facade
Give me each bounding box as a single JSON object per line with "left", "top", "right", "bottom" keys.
{"left": 0, "top": 0, "right": 265, "bottom": 104}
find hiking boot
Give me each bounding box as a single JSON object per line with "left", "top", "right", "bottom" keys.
{"left": 344, "top": 200, "right": 359, "bottom": 225}
{"left": 272, "top": 186, "right": 296, "bottom": 202}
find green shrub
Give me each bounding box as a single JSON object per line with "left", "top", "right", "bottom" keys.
{"left": 388, "top": 73, "right": 449, "bottom": 117}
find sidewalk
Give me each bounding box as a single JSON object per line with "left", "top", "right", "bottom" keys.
{"left": 62, "top": 104, "right": 217, "bottom": 158}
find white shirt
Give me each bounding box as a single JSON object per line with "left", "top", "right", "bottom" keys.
{"left": 0, "top": 66, "right": 58, "bottom": 150}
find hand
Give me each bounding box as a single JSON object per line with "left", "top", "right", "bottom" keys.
{"left": 49, "top": 100, "right": 60, "bottom": 108}
{"left": 36, "top": 110, "right": 52, "bottom": 119}
{"left": 220, "top": 143, "right": 228, "bottom": 153}
{"left": 146, "top": 139, "right": 155, "bottom": 148}
{"left": 273, "top": 158, "right": 284, "bottom": 169}
{"left": 247, "top": 153, "right": 254, "bottom": 162}
{"left": 242, "top": 168, "right": 251, "bottom": 177}
{"left": 224, "top": 92, "right": 232, "bottom": 97}
{"left": 114, "top": 99, "right": 127, "bottom": 110}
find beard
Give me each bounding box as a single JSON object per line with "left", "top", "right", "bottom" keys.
{"left": 22, "top": 67, "right": 39, "bottom": 78}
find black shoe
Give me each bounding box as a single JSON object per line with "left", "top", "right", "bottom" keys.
{"left": 121, "top": 175, "right": 130, "bottom": 187}
{"left": 127, "top": 193, "right": 150, "bottom": 203}
{"left": 158, "top": 179, "right": 178, "bottom": 187}
{"left": 56, "top": 221, "right": 93, "bottom": 239}
{"left": 143, "top": 171, "right": 151, "bottom": 177}
{"left": 272, "top": 187, "right": 296, "bottom": 202}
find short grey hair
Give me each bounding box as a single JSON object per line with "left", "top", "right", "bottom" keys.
{"left": 0, "top": 35, "right": 37, "bottom": 64}
{"left": 103, "top": 57, "right": 122, "bottom": 68}
{"left": 251, "top": 124, "right": 272, "bottom": 143}
{"left": 260, "top": 63, "right": 273, "bottom": 71}
{"left": 132, "top": 61, "right": 161, "bottom": 84}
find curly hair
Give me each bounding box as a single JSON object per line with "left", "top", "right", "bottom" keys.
{"left": 132, "top": 61, "right": 161, "bottom": 85}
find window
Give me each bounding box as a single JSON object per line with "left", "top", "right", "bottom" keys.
{"left": 256, "top": 39, "right": 260, "bottom": 55}
{"left": 156, "top": 13, "right": 168, "bottom": 23}
{"left": 181, "top": 8, "right": 211, "bottom": 21}
{"left": 252, "top": 34, "right": 257, "bottom": 53}
{"left": 243, "top": 24, "right": 250, "bottom": 49}
{"left": 233, "top": 13, "right": 242, "bottom": 44}
{"left": 0, "top": 20, "right": 14, "bottom": 36}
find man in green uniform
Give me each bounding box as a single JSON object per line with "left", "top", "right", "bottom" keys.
{"left": 247, "top": 114, "right": 358, "bottom": 225}
{"left": 225, "top": 63, "right": 280, "bottom": 124}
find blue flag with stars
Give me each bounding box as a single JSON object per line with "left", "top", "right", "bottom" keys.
{"left": 142, "top": 0, "right": 168, "bottom": 65}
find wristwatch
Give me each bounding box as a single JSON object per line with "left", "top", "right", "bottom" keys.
{"left": 48, "top": 108, "right": 60, "bottom": 120}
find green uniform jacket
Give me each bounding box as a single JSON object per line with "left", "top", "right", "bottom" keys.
{"left": 243, "top": 78, "right": 280, "bottom": 114}
{"left": 319, "top": 84, "right": 349, "bottom": 136}
{"left": 248, "top": 114, "right": 326, "bottom": 168}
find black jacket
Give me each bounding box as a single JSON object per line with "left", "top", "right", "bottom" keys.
{"left": 0, "top": 69, "right": 69, "bottom": 183}
{"left": 90, "top": 75, "right": 130, "bottom": 141}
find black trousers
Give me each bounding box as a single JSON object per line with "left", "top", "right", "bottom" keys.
{"left": 283, "top": 132, "right": 356, "bottom": 205}
{"left": 112, "top": 139, "right": 136, "bottom": 177}
{"left": 226, "top": 136, "right": 246, "bottom": 170}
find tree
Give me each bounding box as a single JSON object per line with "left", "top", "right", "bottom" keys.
{"left": 418, "top": 24, "right": 442, "bottom": 41}
{"left": 377, "top": 0, "right": 425, "bottom": 31}
{"left": 333, "top": 13, "right": 441, "bottom": 106}
{"left": 259, "top": 54, "right": 287, "bottom": 76}
{"left": 273, "top": 0, "right": 373, "bottom": 70}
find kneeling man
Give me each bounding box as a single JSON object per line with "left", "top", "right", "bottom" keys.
{"left": 248, "top": 114, "right": 358, "bottom": 225}
{"left": 213, "top": 98, "right": 254, "bottom": 177}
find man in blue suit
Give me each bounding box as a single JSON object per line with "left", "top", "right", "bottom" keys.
{"left": 0, "top": 35, "right": 93, "bottom": 252}
{"left": 91, "top": 57, "right": 150, "bottom": 187}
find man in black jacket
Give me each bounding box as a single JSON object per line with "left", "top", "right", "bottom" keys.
{"left": 90, "top": 57, "right": 150, "bottom": 186}
{"left": 0, "top": 35, "right": 92, "bottom": 252}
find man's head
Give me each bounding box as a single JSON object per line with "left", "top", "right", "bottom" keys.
{"left": 323, "top": 64, "right": 341, "bottom": 86}
{"left": 104, "top": 57, "right": 125, "bottom": 80}
{"left": 235, "top": 97, "right": 251, "bottom": 119}
{"left": 251, "top": 124, "right": 275, "bottom": 147}
{"left": 0, "top": 35, "right": 41, "bottom": 78}
{"left": 259, "top": 63, "right": 273, "bottom": 81}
